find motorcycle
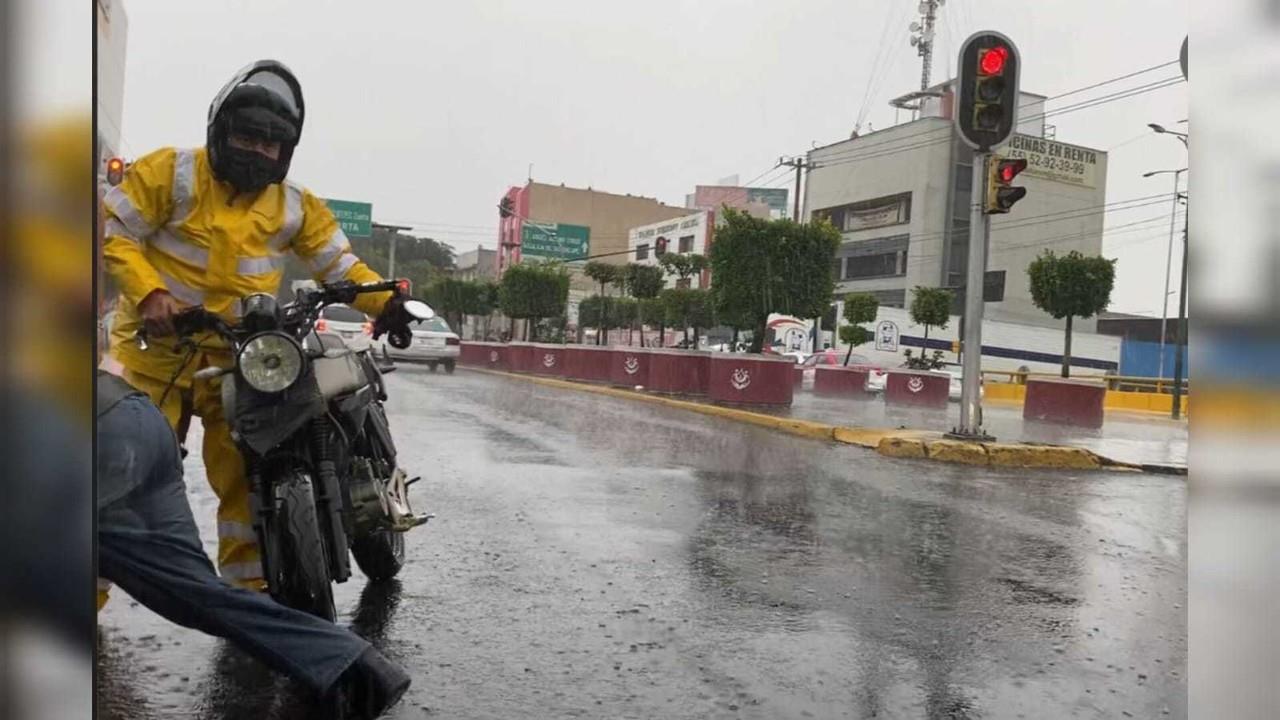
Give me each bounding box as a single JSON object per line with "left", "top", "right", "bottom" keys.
{"left": 136, "top": 279, "right": 433, "bottom": 621}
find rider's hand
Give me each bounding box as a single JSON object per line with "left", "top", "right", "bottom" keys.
{"left": 371, "top": 294, "right": 408, "bottom": 342}
{"left": 139, "top": 289, "right": 182, "bottom": 336}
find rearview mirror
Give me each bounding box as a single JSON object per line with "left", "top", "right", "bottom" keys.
{"left": 403, "top": 299, "right": 434, "bottom": 320}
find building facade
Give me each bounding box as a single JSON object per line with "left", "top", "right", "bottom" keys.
{"left": 805, "top": 79, "right": 1107, "bottom": 331}
{"left": 627, "top": 210, "right": 715, "bottom": 289}
{"left": 96, "top": 0, "right": 128, "bottom": 167}
{"left": 496, "top": 181, "right": 691, "bottom": 291}
{"left": 685, "top": 185, "right": 787, "bottom": 220}
{"left": 454, "top": 245, "right": 497, "bottom": 282}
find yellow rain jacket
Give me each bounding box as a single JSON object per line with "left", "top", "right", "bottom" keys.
{"left": 103, "top": 146, "right": 390, "bottom": 384}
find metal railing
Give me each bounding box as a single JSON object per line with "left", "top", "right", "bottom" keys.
{"left": 980, "top": 370, "right": 1189, "bottom": 395}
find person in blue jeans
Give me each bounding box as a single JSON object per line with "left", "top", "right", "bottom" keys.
{"left": 96, "top": 369, "right": 411, "bottom": 719}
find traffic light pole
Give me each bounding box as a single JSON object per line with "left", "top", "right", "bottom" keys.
{"left": 953, "top": 153, "right": 993, "bottom": 440}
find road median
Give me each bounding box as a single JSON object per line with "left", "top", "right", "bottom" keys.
{"left": 461, "top": 367, "right": 1177, "bottom": 474}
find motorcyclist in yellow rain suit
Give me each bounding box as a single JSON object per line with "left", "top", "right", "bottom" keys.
{"left": 101, "top": 60, "right": 405, "bottom": 605}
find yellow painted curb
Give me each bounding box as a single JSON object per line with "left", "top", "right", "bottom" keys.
{"left": 926, "top": 439, "right": 990, "bottom": 466}
{"left": 460, "top": 367, "right": 1165, "bottom": 473}
{"left": 876, "top": 436, "right": 928, "bottom": 460}
{"left": 984, "top": 443, "right": 1102, "bottom": 470}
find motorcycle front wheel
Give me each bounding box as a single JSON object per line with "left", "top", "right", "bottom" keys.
{"left": 351, "top": 529, "right": 405, "bottom": 582}
{"left": 262, "top": 469, "right": 337, "bottom": 622}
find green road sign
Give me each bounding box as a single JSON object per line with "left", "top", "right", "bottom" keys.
{"left": 521, "top": 222, "right": 590, "bottom": 262}
{"left": 324, "top": 198, "right": 373, "bottom": 238}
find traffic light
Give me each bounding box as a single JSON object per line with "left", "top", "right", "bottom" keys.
{"left": 955, "top": 31, "right": 1021, "bottom": 152}
{"left": 106, "top": 157, "right": 125, "bottom": 186}
{"left": 498, "top": 196, "right": 514, "bottom": 219}
{"left": 985, "top": 155, "right": 1028, "bottom": 214}
{"left": 655, "top": 236, "right": 668, "bottom": 257}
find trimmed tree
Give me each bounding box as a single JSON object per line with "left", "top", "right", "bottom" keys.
{"left": 1027, "top": 249, "right": 1117, "bottom": 378}
{"left": 906, "top": 286, "right": 952, "bottom": 370}
{"left": 624, "top": 263, "right": 665, "bottom": 345}
{"left": 839, "top": 292, "right": 880, "bottom": 366}
{"left": 708, "top": 209, "right": 840, "bottom": 353}
{"left": 639, "top": 297, "right": 667, "bottom": 348}
{"left": 661, "top": 288, "right": 714, "bottom": 347}
{"left": 498, "top": 262, "right": 570, "bottom": 342}
{"left": 658, "top": 253, "right": 708, "bottom": 289}
{"left": 583, "top": 261, "right": 620, "bottom": 345}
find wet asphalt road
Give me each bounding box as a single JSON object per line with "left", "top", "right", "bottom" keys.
{"left": 96, "top": 367, "right": 1187, "bottom": 719}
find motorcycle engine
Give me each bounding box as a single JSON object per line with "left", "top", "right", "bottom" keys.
{"left": 347, "top": 456, "right": 420, "bottom": 532}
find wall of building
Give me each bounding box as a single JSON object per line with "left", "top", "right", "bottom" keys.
{"left": 95, "top": 0, "right": 128, "bottom": 162}
{"left": 806, "top": 117, "right": 955, "bottom": 309}
{"left": 526, "top": 182, "right": 689, "bottom": 262}
{"left": 454, "top": 245, "right": 497, "bottom": 282}
{"left": 628, "top": 211, "right": 714, "bottom": 289}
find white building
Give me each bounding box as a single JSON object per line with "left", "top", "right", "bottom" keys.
{"left": 805, "top": 79, "right": 1107, "bottom": 331}
{"left": 95, "top": 0, "right": 129, "bottom": 165}
{"left": 627, "top": 210, "right": 715, "bottom": 289}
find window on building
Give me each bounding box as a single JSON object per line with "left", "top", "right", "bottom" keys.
{"left": 843, "top": 251, "right": 906, "bottom": 280}
{"left": 831, "top": 257, "right": 844, "bottom": 280}
{"left": 678, "top": 235, "right": 694, "bottom": 253}
{"left": 636, "top": 244, "right": 649, "bottom": 260}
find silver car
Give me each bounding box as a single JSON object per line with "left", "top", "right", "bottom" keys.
{"left": 376, "top": 315, "right": 461, "bottom": 373}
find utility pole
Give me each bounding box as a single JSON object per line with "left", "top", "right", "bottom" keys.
{"left": 780, "top": 155, "right": 823, "bottom": 352}
{"left": 372, "top": 222, "right": 413, "bottom": 279}
{"left": 1170, "top": 200, "right": 1189, "bottom": 420}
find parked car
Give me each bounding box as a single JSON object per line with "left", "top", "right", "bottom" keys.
{"left": 375, "top": 314, "right": 461, "bottom": 373}
{"left": 800, "top": 350, "right": 888, "bottom": 392}
{"left": 314, "top": 303, "right": 373, "bottom": 351}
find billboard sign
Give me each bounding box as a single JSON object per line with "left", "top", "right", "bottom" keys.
{"left": 324, "top": 198, "right": 373, "bottom": 238}
{"left": 521, "top": 222, "right": 590, "bottom": 262}
{"left": 1005, "top": 135, "right": 1101, "bottom": 189}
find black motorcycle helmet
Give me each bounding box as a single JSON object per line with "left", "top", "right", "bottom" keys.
{"left": 206, "top": 60, "right": 305, "bottom": 193}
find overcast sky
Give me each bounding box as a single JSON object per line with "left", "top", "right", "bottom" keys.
{"left": 117, "top": 0, "right": 1186, "bottom": 315}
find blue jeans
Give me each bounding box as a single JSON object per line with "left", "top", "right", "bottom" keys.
{"left": 97, "top": 394, "right": 370, "bottom": 695}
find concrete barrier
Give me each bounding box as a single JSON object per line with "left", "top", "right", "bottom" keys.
{"left": 884, "top": 369, "right": 950, "bottom": 409}
{"left": 529, "top": 344, "right": 565, "bottom": 377}
{"left": 563, "top": 345, "right": 613, "bottom": 383}
{"left": 647, "top": 349, "right": 710, "bottom": 395}
{"left": 814, "top": 366, "right": 873, "bottom": 398}
{"left": 708, "top": 353, "right": 794, "bottom": 407}
{"left": 1024, "top": 378, "right": 1106, "bottom": 428}
{"left": 462, "top": 341, "right": 507, "bottom": 371}
{"left": 506, "top": 342, "right": 535, "bottom": 373}
{"left": 610, "top": 347, "right": 651, "bottom": 388}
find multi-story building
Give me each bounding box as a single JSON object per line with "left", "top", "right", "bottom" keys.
{"left": 685, "top": 185, "right": 787, "bottom": 220}
{"left": 453, "top": 245, "right": 497, "bottom": 282}
{"left": 627, "top": 210, "right": 715, "bottom": 289}
{"left": 805, "top": 79, "right": 1108, "bottom": 331}
{"left": 96, "top": 0, "right": 129, "bottom": 169}
{"left": 496, "top": 181, "right": 690, "bottom": 287}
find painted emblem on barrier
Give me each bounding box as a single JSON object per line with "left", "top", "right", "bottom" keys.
{"left": 543, "top": 353, "right": 556, "bottom": 368}
{"left": 907, "top": 376, "right": 925, "bottom": 393}
{"left": 489, "top": 350, "right": 499, "bottom": 363}
{"left": 624, "top": 356, "right": 640, "bottom": 375}
{"left": 731, "top": 368, "right": 752, "bottom": 391}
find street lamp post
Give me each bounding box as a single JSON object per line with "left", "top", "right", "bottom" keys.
{"left": 1142, "top": 167, "right": 1187, "bottom": 380}
{"left": 1147, "top": 122, "right": 1189, "bottom": 419}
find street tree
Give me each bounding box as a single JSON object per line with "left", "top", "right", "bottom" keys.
{"left": 839, "top": 292, "right": 879, "bottom": 366}
{"left": 498, "top": 262, "right": 570, "bottom": 342}
{"left": 708, "top": 209, "right": 840, "bottom": 352}
{"left": 639, "top": 297, "right": 667, "bottom": 347}
{"left": 583, "top": 261, "right": 621, "bottom": 344}
{"left": 906, "top": 287, "right": 952, "bottom": 370}
{"left": 578, "top": 295, "right": 609, "bottom": 341}
{"left": 623, "top": 263, "right": 665, "bottom": 344}
{"left": 1027, "top": 249, "right": 1117, "bottom": 378}
{"left": 661, "top": 288, "right": 714, "bottom": 347}
{"left": 658, "top": 253, "right": 708, "bottom": 288}
{"left": 424, "top": 277, "right": 469, "bottom": 333}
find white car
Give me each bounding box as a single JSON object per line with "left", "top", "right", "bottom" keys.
{"left": 314, "top": 303, "right": 374, "bottom": 352}
{"left": 376, "top": 314, "right": 461, "bottom": 373}
{"left": 800, "top": 350, "right": 888, "bottom": 392}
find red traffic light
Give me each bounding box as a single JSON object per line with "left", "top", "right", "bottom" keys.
{"left": 998, "top": 158, "right": 1027, "bottom": 183}
{"left": 978, "top": 45, "right": 1009, "bottom": 76}
{"left": 106, "top": 157, "right": 125, "bottom": 186}
{"left": 655, "top": 236, "right": 668, "bottom": 256}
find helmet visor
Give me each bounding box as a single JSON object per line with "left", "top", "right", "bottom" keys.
{"left": 241, "top": 69, "right": 301, "bottom": 118}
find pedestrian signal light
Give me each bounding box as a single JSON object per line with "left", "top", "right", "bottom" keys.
{"left": 106, "top": 157, "right": 125, "bottom": 186}
{"left": 985, "top": 155, "right": 1028, "bottom": 214}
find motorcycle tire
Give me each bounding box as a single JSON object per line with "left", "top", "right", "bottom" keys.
{"left": 351, "top": 529, "right": 405, "bottom": 582}
{"left": 444, "top": 361, "right": 455, "bottom": 375}
{"left": 262, "top": 470, "right": 337, "bottom": 622}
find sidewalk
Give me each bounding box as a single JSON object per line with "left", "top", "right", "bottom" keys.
{"left": 780, "top": 391, "right": 1188, "bottom": 469}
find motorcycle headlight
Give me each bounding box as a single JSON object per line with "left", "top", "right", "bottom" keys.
{"left": 238, "top": 333, "right": 303, "bottom": 393}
